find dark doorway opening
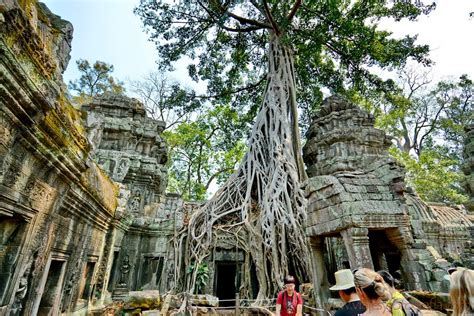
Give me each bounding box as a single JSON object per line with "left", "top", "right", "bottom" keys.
{"left": 140, "top": 256, "right": 164, "bottom": 289}
{"left": 107, "top": 251, "right": 119, "bottom": 292}
{"left": 80, "top": 262, "right": 96, "bottom": 301}
{"left": 368, "top": 230, "right": 402, "bottom": 278}
{"left": 38, "top": 260, "right": 65, "bottom": 316}
{"left": 215, "top": 262, "right": 237, "bottom": 307}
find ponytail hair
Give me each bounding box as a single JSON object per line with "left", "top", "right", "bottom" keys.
{"left": 354, "top": 268, "right": 391, "bottom": 301}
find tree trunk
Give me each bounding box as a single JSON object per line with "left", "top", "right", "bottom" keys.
{"left": 181, "top": 34, "right": 311, "bottom": 302}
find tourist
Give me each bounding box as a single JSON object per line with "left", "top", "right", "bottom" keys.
{"left": 329, "top": 269, "right": 366, "bottom": 316}
{"left": 353, "top": 268, "right": 392, "bottom": 316}
{"left": 276, "top": 275, "right": 303, "bottom": 316}
{"left": 377, "top": 270, "right": 406, "bottom": 316}
{"left": 449, "top": 267, "right": 474, "bottom": 316}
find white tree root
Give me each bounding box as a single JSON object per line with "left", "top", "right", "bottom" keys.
{"left": 178, "top": 35, "right": 311, "bottom": 303}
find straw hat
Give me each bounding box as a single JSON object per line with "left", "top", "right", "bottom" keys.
{"left": 329, "top": 269, "right": 356, "bottom": 291}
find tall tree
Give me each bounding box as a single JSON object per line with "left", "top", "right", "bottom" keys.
{"left": 130, "top": 72, "right": 202, "bottom": 130}
{"left": 376, "top": 70, "right": 472, "bottom": 158}
{"left": 377, "top": 72, "right": 473, "bottom": 204}
{"left": 68, "top": 59, "right": 124, "bottom": 104}
{"left": 136, "top": 0, "right": 434, "bottom": 299}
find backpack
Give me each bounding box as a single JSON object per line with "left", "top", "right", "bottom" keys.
{"left": 281, "top": 291, "right": 302, "bottom": 314}
{"left": 393, "top": 297, "right": 423, "bottom": 316}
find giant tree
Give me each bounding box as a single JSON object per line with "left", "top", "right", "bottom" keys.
{"left": 136, "top": 0, "right": 434, "bottom": 300}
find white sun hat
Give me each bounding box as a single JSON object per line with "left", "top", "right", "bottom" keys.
{"left": 329, "top": 269, "right": 356, "bottom": 291}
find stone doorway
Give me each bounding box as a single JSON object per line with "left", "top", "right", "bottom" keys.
{"left": 108, "top": 251, "right": 119, "bottom": 292}
{"left": 214, "top": 262, "right": 238, "bottom": 307}
{"left": 368, "top": 230, "right": 402, "bottom": 276}
{"left": 139, "top": 256, "right": 164, "bottom": 289}
{"left": 0, "top": 218, "right": 26, "bottom": 305}
{"left": 78, "top": 262, "right": 96, "bottom": 302}
{"left": 36, "top": 259, "right": 66, "bottom": 316}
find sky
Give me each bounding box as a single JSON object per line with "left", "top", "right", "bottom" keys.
{"left": 42, "top": 0, "right": 474, "bottom": 92}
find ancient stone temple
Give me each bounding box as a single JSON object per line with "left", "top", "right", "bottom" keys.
{"left": 1, "top": 0, "right": 473, "bottom": 315}
{"left": 303, "top": 96, "right": 473, "bottom": 303}
{"left": 0, "top": 1, "right": 182, "bottom": 314}
{"left": 0, "top": 1, "right": 118, "bottom": 314}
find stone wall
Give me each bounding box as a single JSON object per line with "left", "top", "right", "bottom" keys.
{"left": 0, "top": 1, "right": 118, "bottom": 314}
{"left": 80, "top": 94, "right": 186, "bottom": 303}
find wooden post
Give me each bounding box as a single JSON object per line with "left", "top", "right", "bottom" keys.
{"left": 235, "top": 292, "right": 240, "bottom": 315}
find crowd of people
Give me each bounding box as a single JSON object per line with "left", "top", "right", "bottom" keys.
{"left": 275, "top": 267, "right": 474, "bottom": 316}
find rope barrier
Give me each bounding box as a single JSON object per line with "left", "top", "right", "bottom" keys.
{"left": 185, "top": 292, "right": 331, "bottom": 316}
{"left": 303, "top": 304, "right": 332, "bottom": 316}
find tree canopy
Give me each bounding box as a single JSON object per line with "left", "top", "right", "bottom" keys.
{"left": 135, "top": 0, "right": 434, "bottom": 117}
{"left": 376, "top": 72, "right": 473, "bottom": 204}
{"left": 164, "top": 105, "right": 247, "bottom": 201}
{"left": 130, "top": 72, "right": 202, "bottom": 130}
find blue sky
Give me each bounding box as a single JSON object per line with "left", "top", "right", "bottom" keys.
{"left": 43, "top": 0, "right": 474, "bottom": 89}
{"left": 43, "top": 0, "right": 160, "bottom": 85}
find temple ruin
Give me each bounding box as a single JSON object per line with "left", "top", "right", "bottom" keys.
{"left": 303, "top": 97, "right": 474, "bottom": 305}
{"left": 0, "top": 1, "right": 473, "bottom": 315}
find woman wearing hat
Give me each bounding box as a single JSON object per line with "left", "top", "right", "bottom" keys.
{"left": 330, "top": 269, "right": 366, "bottom": 316}
{"left": 276, "top": 275, "right": 303, "bottom": 316}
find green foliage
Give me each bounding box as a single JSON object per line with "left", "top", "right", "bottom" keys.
{"left": 68, "top": 59, "right": 125, "bottom": 103}
{"left": 135, "top": 0, "right": 433, "bottom": 123}
{"left": 187, "top": 263, "right": 209, "bottom": 294}
{"left": 163, "top": 105, "right": 247, "bottom": 200}
{"left": 434, "top": 75, "right": 473, "bottom": 159}
{"left": 357, "top": 71, "right": 472, "bottom": 204}
{"left": 372, "top": 72, "right": 472, "bottom": 160}
{"left": 389, "top": 147, "right": 468, "bottom": 204}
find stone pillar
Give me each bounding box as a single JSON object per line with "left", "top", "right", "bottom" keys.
{"left": 341, "top": 227, "right": 373, "bottom": 269}
{"left": 308, "top": 237, "right": 329, "bottom": 308}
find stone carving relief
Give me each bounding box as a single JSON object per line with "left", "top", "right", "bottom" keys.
{"left": 24, "top": 178, "right": 57, "bottom": 212}
{"left": 2, "top": 161, "right": 28, "bottom": 192}
{"left": 9, "top": 263, "right": 31, "bottom": 316}
{"left": 0, "top": 113, "right": 14, "bottom": 148}
{"left": 93, "top": 230, "right": 115, "bottom": 300}
{"left": 115, "top": 184, "right": 131, "bottom": 219}
{"left": 114, "top": 158, "right": 130, "bottom": 182}
{"left": 63, "top": 260, "right": 81, "bottom": 297}
{"left": 118, "top": 255, "right": 131, "bottom": 286}
{"left": 128, "top": 189, "right": 142, "bottom": 213}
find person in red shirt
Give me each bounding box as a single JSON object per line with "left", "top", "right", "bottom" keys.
{"left": 276, "top": 275, "right": 303, "bottom": 316}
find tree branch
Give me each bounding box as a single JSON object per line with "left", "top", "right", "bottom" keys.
{"left": 205, "top": 167, "right": 236, "bottom": 190}
{"left": 262, "top": 0, "right": 280, "bottom": 35}
{"left": 287, "top": 0, "right": 302, "bottom": 22}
